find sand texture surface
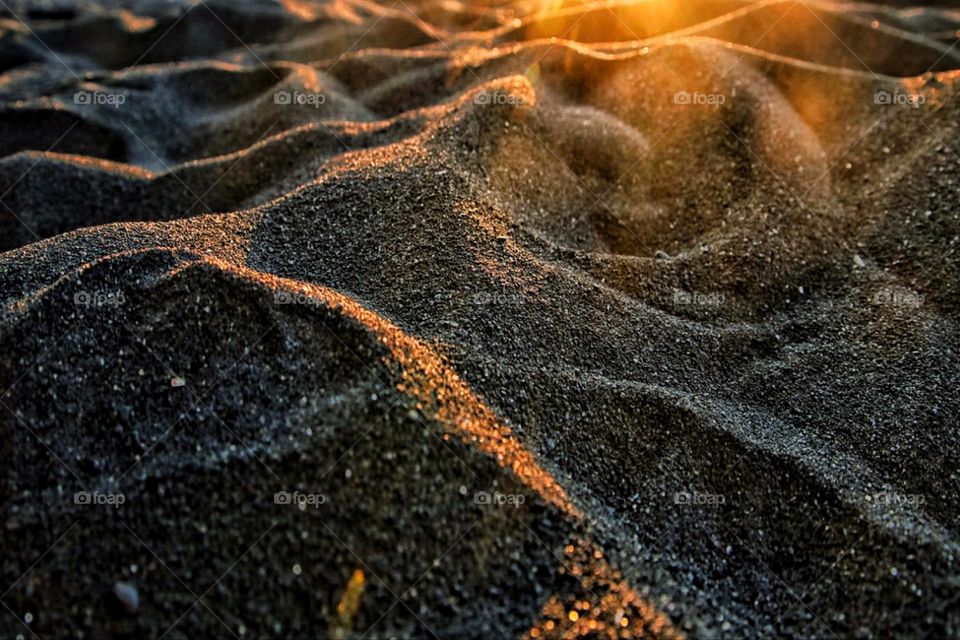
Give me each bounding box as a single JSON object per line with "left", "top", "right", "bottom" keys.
{"left": 1, "top": 0, "right": 960, "bottom": 637}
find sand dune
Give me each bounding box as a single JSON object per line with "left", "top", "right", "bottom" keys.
{"left": 1, "top": 0, "right": 959, "bottom": 637}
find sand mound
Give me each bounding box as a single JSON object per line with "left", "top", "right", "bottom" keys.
{"left": 1, "top": 0, "right": 959, "bottom": 637}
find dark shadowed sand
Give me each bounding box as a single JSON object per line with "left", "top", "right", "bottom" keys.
{"left": 1, "top": 0, "right": 959, "bottom": 637}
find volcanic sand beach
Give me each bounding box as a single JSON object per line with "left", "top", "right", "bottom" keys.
{"left": 1, "top": 0, "right": 960, "bottom": 637}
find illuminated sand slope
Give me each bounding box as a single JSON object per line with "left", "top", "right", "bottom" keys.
{"left": 1, "top": 0, "right": 959, "bottom": 636}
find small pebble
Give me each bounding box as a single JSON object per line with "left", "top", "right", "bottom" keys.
{"left": 113, "top": 581, "right": 139, "bottom": 615}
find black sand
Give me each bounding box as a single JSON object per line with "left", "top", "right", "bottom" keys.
{"left": 1, "top": 0, "right": 960, "bottom": 637}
